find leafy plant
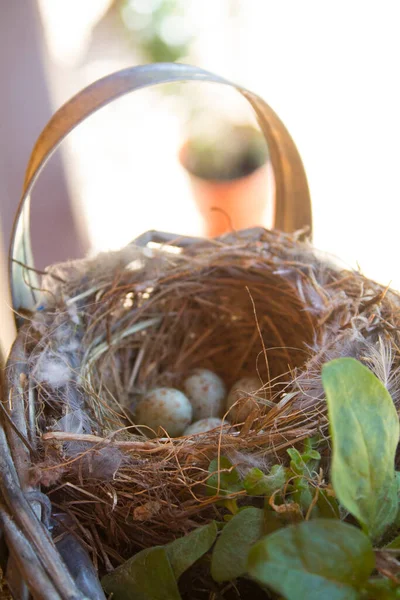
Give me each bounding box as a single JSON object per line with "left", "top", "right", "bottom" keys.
{"left": 248, "top": 520, "right": 375, "bottom": 600}
{"left": 102, "top": 522, "right": 217, "bottom": 599}
{"left": 102, "top": 358, "right": 400, "bottom": 599}
{"left": 183, "top": 125, "right": 268, "bottom": 181}
{"left": 322, "top": 357, "right": 399, "bottom": 541}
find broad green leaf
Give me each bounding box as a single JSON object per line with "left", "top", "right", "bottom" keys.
{"left": 166, "top": 521, "right": 217, "bottom": 579}
{"left": 322, "top": 358, "right": 399, "bottom": 540}
{"left": 207, "top": 457, "right": 243, "bottom": 496}
{"left": 248, "top": 519, "right": 375, "bottom": 600}
{"left": 211, "top": 507, "right": 264, "bottom": 582}
{"left": 102, "top": 546, "right": 181, "bottom": 600}
{"left": 243, "top": 465, "right": 287, "bottom": 496}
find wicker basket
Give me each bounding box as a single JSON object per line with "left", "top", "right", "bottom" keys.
{"left": 0, "top": 64, "right": 312, "bottom": 599}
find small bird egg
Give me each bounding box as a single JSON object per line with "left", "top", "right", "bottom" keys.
{"left": 183, "top": 369, "right": 226, "bottom": 420}
{"left": 184, "top": 417, "right": 226, "bottom": 435}
{"left": 135, "top": 388, "right": 192, "bottom": 437}
{"left": 226, "top": 377, "right": 261, "bottom": 423}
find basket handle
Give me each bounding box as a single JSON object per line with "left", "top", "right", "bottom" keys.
{"left": 9, "top": 63, "right": 312, "bottom": 314}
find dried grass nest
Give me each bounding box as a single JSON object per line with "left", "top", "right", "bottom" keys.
{"left": 6, "top": 226, "right": 400, "bottom": 567}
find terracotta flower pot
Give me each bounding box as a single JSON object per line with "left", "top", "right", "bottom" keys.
{"left": 179, "top": 139, "right": 274, "bottom": 238}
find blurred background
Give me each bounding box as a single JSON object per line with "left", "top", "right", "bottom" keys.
{"left": 1, "top": 0, "right": 400, "bottom": 357}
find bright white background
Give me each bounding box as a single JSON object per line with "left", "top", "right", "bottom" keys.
{"left": 38, "top": 0, "right": 400, "bottom": 288}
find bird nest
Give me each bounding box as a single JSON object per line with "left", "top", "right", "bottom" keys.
{"left": 5, "top": 227, "right": 400, "bottom": 568}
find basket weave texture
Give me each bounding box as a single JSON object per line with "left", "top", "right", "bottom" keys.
{"left": 3, "top": 227, "right": 400, "bottom": 573}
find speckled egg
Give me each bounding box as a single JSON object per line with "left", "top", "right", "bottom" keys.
{"left": 226, "top": 377, "right": 261, "bottom": 423}
{"left": 184, "top": 417, "right": 226, "bottom": 435}
{"left": 135, "top": 388, "right": 192, "bottom": 437}
{"left": 183, "top": 369, "right": 226, "bottom": 420}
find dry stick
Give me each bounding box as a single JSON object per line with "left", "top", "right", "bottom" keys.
{"left": 0, "top": 398, "right": 37, "bottom": 458}
{"left": 0, "top": 428, "right": 81, "bottom": 599}
{"left": 42, "top": 431, "right": 162, "bottom": 451}
{"left": 0, "top": 506, "right": 63, "bottom": 600}
{"left": 246, "top": 286, "right": 272, "bottom": 397}
{"left": 235, "top": 327, "right": 259, "bottom": 373}
{"left": 261, "top": 314, "right": 293, "bottom": 368}
{"left": 110, "top": 354, "right": 124, "bottom": 401}
{"left": 122, "top": 347, "right": 132, "bottom": 389}
{"left": 90, "top": 523, "right": 114, "bottom": 573}
{"left": 12, "top": 258, "right": 66, "bottom": 283}
{"left": 127, "top": 345, "right": 146, "bottom": 390}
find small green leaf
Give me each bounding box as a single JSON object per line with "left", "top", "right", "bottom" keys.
{"left": 248, "top": 519, "right": 375, "bottom": 600}
{"left": 287, "top": 448, "right": 304, "bottom": 472}
{"left": 222, "top": 498, "right": 239, "bottom": 514}
{"left": 243, "top": 465, "right": 287, "bottom": 496}
{"left": 304, "top": 449, "right": 322, "bottom": 461}
{"left": 166, "top": 521, "right": 218, "bottom": 579}
{"left": 291, "top": 477, "right": 315, "bottom": 514}
{"left": 102, "top": 546, "right": 181, "bottom": 600}
{"left": 211, "top": 507, "right": 264, "bottom": 582}
{"left": 304, "top": 435, "right": 322, "bottom": 454}
{"left": 207, "top": 457, "right": 243, "bottom": 496}
{"left": 287, "top": 447, "right": 320, "bottom": 477}
{"left": 316, "top": 489, "right": 341, "bottom": 519}
{"left": 385, "top": 535, "right": 400, "bottom": 550}
{"left": 322, "top": 358, "right": 399, "bottom": 540}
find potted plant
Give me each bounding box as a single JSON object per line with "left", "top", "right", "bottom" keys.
{"left": 179, "top": 120, "right": 273, "bottom": 237}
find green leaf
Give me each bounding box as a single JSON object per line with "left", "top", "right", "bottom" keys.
{"left": 248, "top": 519, "right": 375, "bottom": 600}
{"left": 102, "top": 546, "right": 181, "bottom": 600}
{"left": 222, "top": 498, "right": 239, "bottom": 514}
{"left": 304, "top": 435, "right": 322, "bottom": 454}
{"left": 322, "top": 358, "right": 399, "bottom": 540}
{"left": 393, "top": 472, "right": 400, "bottom": 528}
{"left": 385, "top": 534, "right": 400, "bottom": 550}
{"left": 316, "top": 489, "right": 341, "bottom": 519}
{"left": 243, "top": 465, "right": 287, "bottom": 496}
{"left": 287, "top": 447, "right": 320, "bottom": 477}
{"left": 211, "top": 507, "right": 264, "bottom": 582}
{"left": 361, "top": 578, "right": 400, "bottom": 599}
{"left": 166, "top": 521, "right": 218, "bottom": 579}
{"left": 304, "top": 449, "right": 322, "bottom": 461}
{"left": 291, "top": 476, "right": 316, "bottom": 514}
{"left": 207, "top": 457, "right": 243, "bottom": 496}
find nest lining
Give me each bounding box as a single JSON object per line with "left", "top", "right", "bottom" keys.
{"left": 8, "top": 227, "right": 400, "bottom": 567}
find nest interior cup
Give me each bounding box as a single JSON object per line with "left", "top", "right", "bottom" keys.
{"left": 3, "top": 64, "right": 400, "bottom": 600}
